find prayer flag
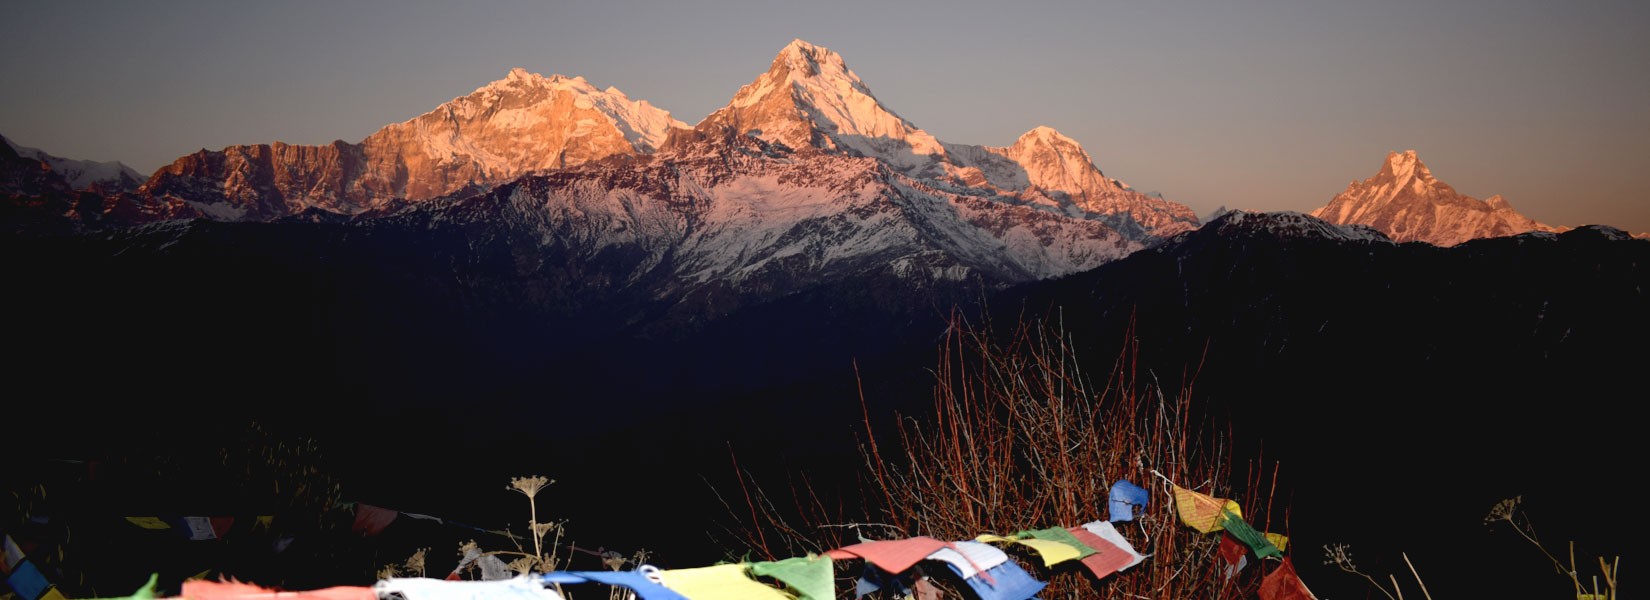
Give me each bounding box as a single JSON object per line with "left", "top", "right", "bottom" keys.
{"left": 953, "top": 560, "right": 1045, "bottom": 600}
{"left": 1218, "top": 535, "right": 1248, "bottom": 580}
{"left": 1065, "top": 527, "right": 1133, "bottom": 580}
{"left": 1171, "top": 484, "right": 1241, "bottom": 533}
{"left": 1077, "top": 521, "right": 1145, "bottom": 569}
{"left": 1266, "top": 533, "right": 1289, "bottom": 553}
{"left": 539, "top": 571, "right": 686, "bottom": 600}
{"left": 124, "top": 517, "right": 171, "bottom": 530}
{"left": 183, "top": 579, "right": 377, "bottom": 600}
{"left": 924, "top": 541, "right": 1009, "bottom": 580}
{"left": 351, "top": 504, "right": 399, "bottom": 537}
{"left": 825, "top": 536, "right": 947, "bottom": 574}
{"left": 750, "top": 555, "right": 832, "bottom": 600}
{"left": 1259, "top": 558, "right": 1319, "bottom": 600}
{"left": 179, "top": 516, "right": 217, "bottom": 540}
{"left": 5, "top": 560, "right": 48, "bottom": 600}
{"left": 1220, "top": 510, "right": 1282, "bottom": 559}
{"left": 376, "top": 575, "right": 564, "bottom": 600}
{"left": 1108, "top": 479, "right": 1150, "bottom": 522}
{"left": 975, "top": 533, "right": 1082, "bottom": 568}
{"left": 658, "top": 564, "right": 789, "bottom": 600}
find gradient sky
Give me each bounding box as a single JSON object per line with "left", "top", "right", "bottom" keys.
{"left": 4, "top": 0, "right": 1647, "bottom": 232}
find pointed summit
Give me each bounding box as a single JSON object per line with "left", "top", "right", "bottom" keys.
{"left": 697, "top": 39, "right": 943, "bottom": 167}
{"left": 1310, "top": 150, "right": 1563, "bottom": 246}
{"left": 769, "top": 39, "right": 849, "bottom": 79}
{"left": 1002, "top": 125, "right": 1122, "bottom": 198}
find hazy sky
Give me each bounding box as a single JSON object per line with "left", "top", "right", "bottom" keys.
{"left": 4, "top": 0, "right": 1647, "bottom": 232}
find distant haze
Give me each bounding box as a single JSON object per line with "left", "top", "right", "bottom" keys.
{"left": 3, "top": 0, "right": 1647, "bottom": 233}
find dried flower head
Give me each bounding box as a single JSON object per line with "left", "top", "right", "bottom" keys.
{"left": 532, "top": 520, "right": 561, "bottom": 539}
{"left": 405, "top": 547, "right": 428, "bottom": 576}
{"left": 1485, "top": 496, "right": 1521, "bottom": 525}
{"left": 1323, "top": 542, "right": 1357, "bottom": 570}
{"left": 507, "top": 557, "right": 538, "bottom": 576}
{"left": 509, "top": 475, "right": 553, "bottom": 499}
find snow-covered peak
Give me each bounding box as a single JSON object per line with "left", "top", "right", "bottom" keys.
{"left": 1310, "top": 150, "right": 1562, "bottom": 246}
{"left": 1000, "top": 125, "right": 1122, "bottom": 197}
{"left": 2, "top": 134, "right": 144, "bottom": 191}
{"left": 437, "top": 67, "right": 689, "bottom": 152}
{"left": 701, "top": 39, "right": 944, "bottom": 166}
{"left": 771, "top": 38, "right": 851, "bottom": 80}
{"left": 1378, "top": 149, "right": 1437, "bottom": 188}
{"left": 1016, "top": 126, "right": 1080, "bottom": 146}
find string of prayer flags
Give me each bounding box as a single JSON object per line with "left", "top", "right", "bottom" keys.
{"left": 1108, "top": 479, "right": 1150, "bottom": 522}
{"left": 1259, "top": 558, "right": 1320, "bottom": 600}
{"left": 182, "top": 578, "right": 376, "bottom": 600}
{"left": 539, "top": 571, "right": 686, "bottom": 600}
{"left": 923, "top": 541, "right": 1009, "bottom": 580}
{"left": 1170, "top": 484, "right": 1242, "bottom": 533}
{"left": 749, "top": 555, "right": 833, "bottom": 600}
{"left": 376, "top": 575, "right": 565, "bottom": 600}
{"left": 824, "top": 536, "right": 948, "bottom": 575}
{"left": 973, "top": 533, "right": 1083, "bottom": 568}
{"left": 1077, "top": 521, "right": 1145, "bottom": 570}
{"left": 658, "top": 564, "right": 790, "bottom": 600}
{"left": 1219, "top": 509, "right": 1282, "bottom": 559}
{"left": 956, "top": 560, "right": 1046, "bottom": 600}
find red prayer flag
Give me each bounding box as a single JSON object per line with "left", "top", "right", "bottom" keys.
{"left": 825, "top": 536, "right": 949, "bottom": 574}
{"left": 1260, "top": 558, "right": 1319, "bottom": 600}
{"left": 1065, "top": 527, "right": 1132, "bottom": 580}
{"left": 349, "top": 504, "right": 398, "bottom": 537}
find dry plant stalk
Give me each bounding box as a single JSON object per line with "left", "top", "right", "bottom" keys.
{"left": 1484, "top": 496, "right": 1619, "bottom": 600}
{"left": 725, "top": 310, "right": 1284, "bottom": 600}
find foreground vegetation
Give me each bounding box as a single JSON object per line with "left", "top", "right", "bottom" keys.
{"left": 3, "top": 314, "right": 1618, "bottom": 599}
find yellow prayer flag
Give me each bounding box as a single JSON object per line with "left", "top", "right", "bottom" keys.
{"left": 40, "top": 586, "right": 69, "bottom": 600}
{"left": 254, "top": 516, "right": 275, "bottom": 532}
{"left": 659, "top": 564, "right": 791, "bottom": 600}
{"left": 125, "top": 517, "right": 171, "bottom": 530}
{"left": 975, "top": 533, "right": 1083, "bottom": 567}
{"left": 1171, "top": 484, "right": 1242, "bottom": 533}
{"left": 1265, "top": 532, "right": 1289, "bottom": 553}
{"left": 1010, "top": 538, "right": 1083, "bottom": 567}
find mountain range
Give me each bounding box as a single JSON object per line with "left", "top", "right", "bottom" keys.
{"left": 4, "top": 39, "right": 1646, "bottom": 600}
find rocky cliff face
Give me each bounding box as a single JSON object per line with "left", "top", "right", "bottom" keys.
{"left": 1310, "top": 150, "right": 1563, "bottom": 246}
{"left": 138, "top": 68, "right": 688, "bottom": 220}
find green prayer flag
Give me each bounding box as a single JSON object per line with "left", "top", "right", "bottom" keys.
{"left": 92, "top": 573, "right": 158, "bottom": 600}
{"left": 750, "top": 555, "right": 833, "bottom": 600}
{"left": 1015, "top": 527, "right": 1098, "bottom": 558}
{"left": 1219, "top": 510, "right": 1282, "bottom": 559}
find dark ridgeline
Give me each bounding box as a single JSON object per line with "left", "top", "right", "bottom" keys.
{"left": 993, "top": 211, "right": 1647, "bottom": 598}
{"left": 6, "top": 202, "right": 1644, "bottom": 598}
